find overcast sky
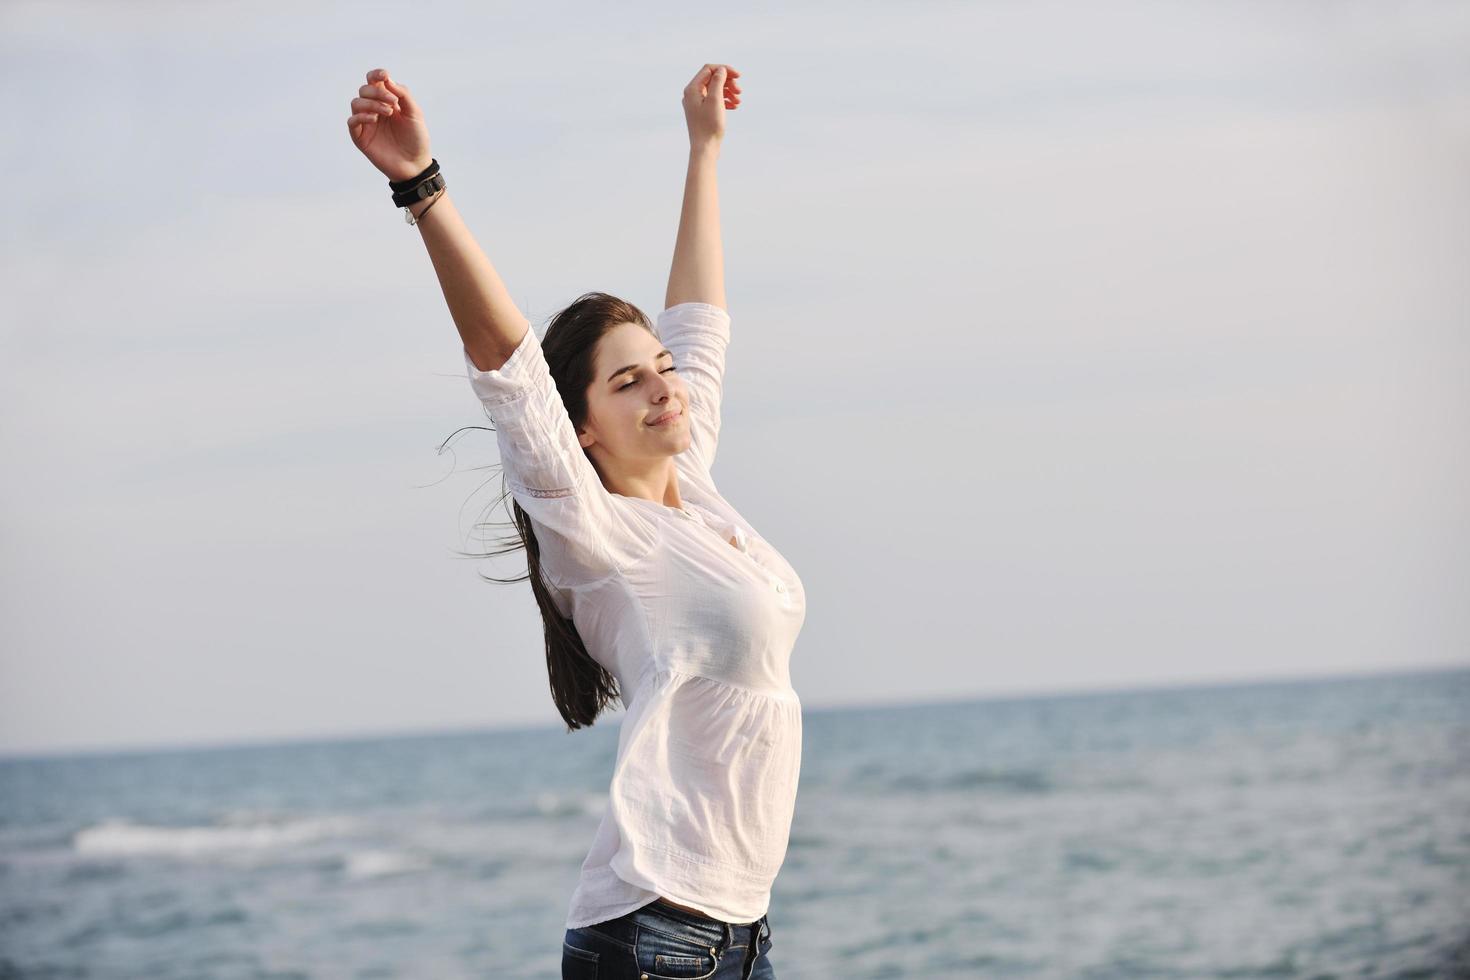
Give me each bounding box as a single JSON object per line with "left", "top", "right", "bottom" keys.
{"left": 2, "top": 0, "right": 1467, "bottom": 757}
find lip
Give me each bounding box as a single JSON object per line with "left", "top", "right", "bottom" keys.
{"left": 647, "top": 409, "right": 682, "bottom": 427}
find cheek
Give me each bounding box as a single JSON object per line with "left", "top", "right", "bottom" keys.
{"left": 587, "top": 393, "right": 625, "bottom": 426}
{"left": 607, "top": 397, "right": 641, "bottom": 431}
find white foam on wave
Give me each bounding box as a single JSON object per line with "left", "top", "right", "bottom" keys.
{"left": 343, "top": 849, "right": 432, "bottom": 880}
{"left": 529, "top": 787, "right": 608, "bottom": 822}
{"left": 72, "top": 815, "right": 356, "bottom": 857}
{"left": 530, "top": 791, "right": 609, "bottom": 818}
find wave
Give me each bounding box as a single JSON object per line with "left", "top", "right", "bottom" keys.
{"left": 72, "top": 815, "right": 356, "bottom": 857}
{"left": 341, "top": 849, "right": 433, "bottom": 880}
{"left": 519, "top": 791, "right": 607, "bottom": 819}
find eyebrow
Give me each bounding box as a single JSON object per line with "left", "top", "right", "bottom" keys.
{"left": 607, "top": 349, "right": 675, "bottom": 383}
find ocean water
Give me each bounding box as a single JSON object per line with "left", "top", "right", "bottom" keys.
{"left": 2, "top": 667, "right": 1467, "bottom": 979}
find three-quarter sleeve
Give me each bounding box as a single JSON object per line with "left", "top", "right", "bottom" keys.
{"left": 655, "top": 302, "right": 731, "bottom": 476}
{"left": 465, "top": 319, "right": 652, "bottom": 587}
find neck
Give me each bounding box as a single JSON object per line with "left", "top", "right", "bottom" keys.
{"left": 596, "top": 457, "right": 682, "bottom": 509}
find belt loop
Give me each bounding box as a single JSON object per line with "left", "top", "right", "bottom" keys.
{"left": 722, "top": 920, "right": 733, "bottom": 955}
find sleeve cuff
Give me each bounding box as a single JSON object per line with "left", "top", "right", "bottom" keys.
{"left": 464, "top": 319, "right": 537, "bottom": 407}
{"left": 656, "top": 302, "right": 731, "bottom": 342}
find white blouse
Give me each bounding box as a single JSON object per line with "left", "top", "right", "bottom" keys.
{"left": 462, "top": 302, "right": 807, "bottom": 929}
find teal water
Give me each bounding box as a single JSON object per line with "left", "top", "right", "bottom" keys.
{"left": 2, "top": 667, "right": 1467, "bottom": 978}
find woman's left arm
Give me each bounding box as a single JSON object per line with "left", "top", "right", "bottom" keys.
{"left": 665, "top": 64, "right": 741, "bottom": 311}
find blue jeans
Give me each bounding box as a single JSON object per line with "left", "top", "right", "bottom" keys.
{"left": 562, "top": 898, "right": 775, "bottom": 979}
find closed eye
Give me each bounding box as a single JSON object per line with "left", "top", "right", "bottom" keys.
{"left": 619, "top": 366, "right": 678, "bottom": 391}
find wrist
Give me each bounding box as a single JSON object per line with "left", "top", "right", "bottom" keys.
{"left": 689, "top": 140, "right": 720, "bottom": 161}
{"left": 386, "top": 157, "right": 435, "bottom": 185}
{"left": 386, "top": 158, "right": 445, "bottom": 226}
{"left": 408, "top": 188, "right": 444, "bottom": 219}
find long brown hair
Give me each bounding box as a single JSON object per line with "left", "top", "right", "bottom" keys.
{"left": 444, "top": 291, "right": 655, "bottom": 733}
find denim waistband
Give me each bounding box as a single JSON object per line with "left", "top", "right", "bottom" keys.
{"left": 593, "top": 898, "right": 768, "bottom": 953}
{"left": 645, "top": 898, "right": 763, "bottom": 931}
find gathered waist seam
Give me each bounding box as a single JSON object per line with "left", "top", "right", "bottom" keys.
{"left": 635, "top": 663, "right": 800, "bottom": 703}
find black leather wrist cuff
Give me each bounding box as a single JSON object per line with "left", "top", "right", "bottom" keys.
{"left": 392, "top": 172, "right": 445, "bottom": 208}
{"left": 389, "top": 158, "right": 439, "bottom": 193}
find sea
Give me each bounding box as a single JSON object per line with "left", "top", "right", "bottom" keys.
{"left": 2, "top": 667, "right": 1467, "bottom": 979}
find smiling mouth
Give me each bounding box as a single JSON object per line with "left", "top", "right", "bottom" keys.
{"left": 647, "top": 410, "right": 682, "bottom": 427}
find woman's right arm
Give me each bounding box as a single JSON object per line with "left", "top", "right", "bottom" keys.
{"left": 347, "top": 68, "right": 525, "bottom": 372}
{"left": 409, "top": 190, "right": 527, "bottom": 372}
{"left": 346, "top": 68, "right": 655, "bottom": 583}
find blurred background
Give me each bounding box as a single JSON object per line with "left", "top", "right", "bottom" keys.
{"left": 2, "top": 0, "right": 1467, "bottom": 977}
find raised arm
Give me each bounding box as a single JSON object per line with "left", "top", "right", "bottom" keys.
{"left": 348, "top": 68, "right": 653, "bottom": 582}
{"left": 665, "top": 64, "right": 741, "bottom": 311}
{"left": 347, "top": 68, "right": 526, "bottom": 372}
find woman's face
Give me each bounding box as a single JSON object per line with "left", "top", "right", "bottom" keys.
{"left": 577, "top": 321, "right": 691, "bottom": 464}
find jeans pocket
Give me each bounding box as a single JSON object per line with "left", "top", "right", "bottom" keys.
{"left": 634, "top": 923, "right": 721, "bottom": 979}
{"left": 562, "top": 930, "right": 600, "bottom": 980}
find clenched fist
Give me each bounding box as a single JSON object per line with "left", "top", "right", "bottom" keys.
{"left": 683, "top": 64, "right": 742, "bottom": 147}
{"left": 347, "top": 68, "right": 433, "bottom": 183}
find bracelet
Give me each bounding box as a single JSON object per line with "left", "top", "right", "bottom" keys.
{"left": 391, "top": 171, "right": 445, "bottom": 208}
{"left": 406, "top": 187, "right": 444, "bottom": 226}
{"left": 389, "top": 158, "right": 439, "bottom": 193}
{"left": 388, "top": 158, "right": 446, "bottom": 225}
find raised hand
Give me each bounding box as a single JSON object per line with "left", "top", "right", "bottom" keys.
{"left": 682, "top": 64, "right": 742, "bottom": 147}
{"left": 347, "top": 68, "right": 433, "bottom": 183}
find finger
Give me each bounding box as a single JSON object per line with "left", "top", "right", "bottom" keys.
{"left": 685, "top": 66, "right": 713, "bottom": 97}
{"left": 351, "top": 96, "right": 393, "bottom": 115}
{"left": 352, "top": 96, "right": 395, "bottom": 116}
{"left": 347, "top": 114, "right": 376, "bottom": 146}
{"left": 358, "top": 82, "right": 400, "bottom": 108}
{"left": 375, "top": 70, "right": 421, "bottom": 116}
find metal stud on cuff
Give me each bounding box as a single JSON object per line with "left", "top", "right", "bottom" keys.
{"left": 391, "top": 171, "right": 445, "bottom": 207}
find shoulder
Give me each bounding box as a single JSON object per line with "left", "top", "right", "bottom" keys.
{"left": 529, "top": 494, "right": 660, "bottom": 586}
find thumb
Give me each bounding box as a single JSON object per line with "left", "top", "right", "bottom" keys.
{"left": 379, "top": 71, "right": 419, "bottom": 114}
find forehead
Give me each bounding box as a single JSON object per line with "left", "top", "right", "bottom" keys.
{"left": 594, "top": 321, "right": 665, "bottom": 368}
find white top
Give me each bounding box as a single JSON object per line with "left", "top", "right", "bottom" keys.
{"left": 462, "top": 302, "right": 807, "bottom": 929}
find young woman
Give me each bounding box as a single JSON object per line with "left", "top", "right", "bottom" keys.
{"left": 347, "top": 64, "right": 803, "bottom": 979}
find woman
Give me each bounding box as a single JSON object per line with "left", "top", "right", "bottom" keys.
{"left": 347, "top": 63, "right": 802, "bottom": 979}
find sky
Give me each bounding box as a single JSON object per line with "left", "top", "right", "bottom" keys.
{"left": 1, "top": 0, "right": 1467, "bottom": 757}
